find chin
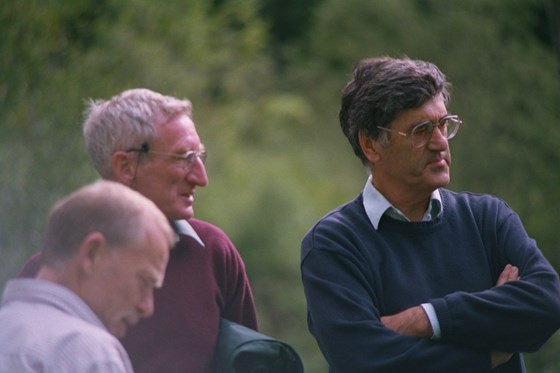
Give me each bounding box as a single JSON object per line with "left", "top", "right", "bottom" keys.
{"left": 111, "top": 327, "right": 127, "bottom": 339}
{"left": 435, "top": 177, "right": 450, "bottom": 188}
{"left": 165, "top": 206, "right": 194, "bottom": 221}
{"left": 432, "top": 169, "right": 450, "bottom": 184}
{"left": 178, "top": 209, "right": 194, "bottom": 220}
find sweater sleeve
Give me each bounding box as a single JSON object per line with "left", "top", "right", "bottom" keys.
{"left": 218, "top": 237, "right": 258, "bottom": 330}
{"left": 197, "top": 220, "right": 258, "bottom": 331}
{"left": 432, "top": 204, "right": 560, "bottom": 352}
{"left": 301, "top": 224, "right": 492, "bottom": 373}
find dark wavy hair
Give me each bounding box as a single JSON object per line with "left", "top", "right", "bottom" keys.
{"left": 339, "top": 56, "right": 451, "bottom": 164}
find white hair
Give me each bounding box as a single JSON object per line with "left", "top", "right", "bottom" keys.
{"left": 83, "top": 88, "right": 193, "bottom": 178}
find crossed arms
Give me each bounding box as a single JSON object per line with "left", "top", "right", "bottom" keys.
{"left": 381, "top": 264, "right": 520, "bottom": 369}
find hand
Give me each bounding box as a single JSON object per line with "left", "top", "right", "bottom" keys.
{"left": 491, "top": 351, "right": 513, "bottom": 369}
{"left": 381, "top": 306, "right": 432, "bottom": 338}
{"left": 489, "top": 264, "right": 517, "bottom": 369}
{"left": 496, "top": 264, "right": 519, "bottom": 286}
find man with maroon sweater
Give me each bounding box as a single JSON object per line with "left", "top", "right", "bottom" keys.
{"left": 19, "top": 88, "right": 257, "bottom": 372}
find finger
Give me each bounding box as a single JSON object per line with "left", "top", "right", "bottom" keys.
{"left": 509, "top": 265, "right": 520, "bottom": 281}
{"left": 496, "top": 264, "right": 512, "bottom": 286}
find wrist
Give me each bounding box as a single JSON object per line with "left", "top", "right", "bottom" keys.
{"left": 420, "top": 303, "right": 441, "bottom": 339}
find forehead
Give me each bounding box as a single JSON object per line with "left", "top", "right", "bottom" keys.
{"left": 153, "top": 114, "right": 201, "bottom": 150}
{"left": 391, "top": 94, "right": 447, "bottom": 130}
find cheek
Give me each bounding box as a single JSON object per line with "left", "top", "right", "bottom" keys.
{"left": 101, "top": 282, "right": 139, "bottom": 324}
{"left": 86, "top": 281, "right": 124, "bottom": 327}
{"left": 138, "top": 168, "right": 183, "bottom": 198}
{"left": 114, "top": 274, "right": 140, "bottom": 299}
{"left": 143, "top": 161, "right": 183, "bottom": 182}
{"left": 389, "top": 147, "right": 417, "bottom": 170}
{"left": 155, "top": 168, "right": 186, "bottom": 193}
{"left": 101, "top": 268, "right": 136, "bottom": 304}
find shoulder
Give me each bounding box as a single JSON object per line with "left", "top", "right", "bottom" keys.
{"left": 188, "top": 218, "right": 232, "bottom": 245}
{"left": 188, "top": 218, "right": 228, "bottom": 237}
{"left": 187, "top": 218, "right": 241, "bottom": 257}
{"left": 440, "top": 189, "right": 515, "bottom": 225}
{"left": 440, "top": 189, "right": 511, "bottom": 212}
{"left": 51, "top": 323, "right": 131, "bottom": 371}
{"left": 301, "top": 196, "right": 368, "bottom": 256}
{"left": 0, "top": 306, "right": 129, "bottom": 371}
{"left": 305, "top": 195, "right": 366, "bottom": 237}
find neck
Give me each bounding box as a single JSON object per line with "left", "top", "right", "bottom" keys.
{"left": 397, "top": 201, "right": 431, "bottom": 221}
{"left": 36, "top": 265, "right": 81, "bottom": 295}
{"left": 36, "top": 266, "right": 60, "bottom": 282}
{"left": 371, "top": 179, "right": 433, "bottom": 222}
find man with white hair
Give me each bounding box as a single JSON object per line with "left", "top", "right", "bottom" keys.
{"left": 20, "top": 89, "right": 257, "bottom": 372}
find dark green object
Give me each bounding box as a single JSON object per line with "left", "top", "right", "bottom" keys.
{"left": 214, "top": 318, "right": 304, "bottom": 373}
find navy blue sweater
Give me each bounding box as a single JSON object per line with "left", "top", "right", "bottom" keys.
{"left": 301, "top": 189, "right": 560, "bottom": 373}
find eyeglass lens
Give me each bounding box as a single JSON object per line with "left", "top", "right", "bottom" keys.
{"left": 183, "top": 151, "right": 207, "bottom": 170}
{"left": 412, "top": 117, "right": 460, "bottom": 147}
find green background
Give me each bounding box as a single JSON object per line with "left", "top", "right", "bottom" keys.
{"left": 1, "top": 0, "right": 559, "bottom": 371}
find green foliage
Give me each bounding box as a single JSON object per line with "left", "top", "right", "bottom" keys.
{"left": 1, "top": 0, "right": 559, "bottom": 372}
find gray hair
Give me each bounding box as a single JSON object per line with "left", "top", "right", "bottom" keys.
{"left": 42, "top": 180, "right": 175, "bottom": 267}
{"left": 83, "top": 88, "right": 193, "bottom": 178}
{"left": 339, "top": 56, "right": 451, "bottom": 164}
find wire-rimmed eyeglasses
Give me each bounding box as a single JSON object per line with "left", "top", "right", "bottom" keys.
{"left": 376, "top": 114, "right": 462, "bottom": 148}
{"left": 127, "top": 143, "right": 207, "bottom": 172}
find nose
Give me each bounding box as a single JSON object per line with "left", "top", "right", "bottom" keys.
{"left": 186, "top": 157, "right": 208, "bottom": 187}
{"left": 427, "top": 125, "right": 448, "bottom": 150}
{"left": 137, "top": 291, "right": 155, "bottom": 318}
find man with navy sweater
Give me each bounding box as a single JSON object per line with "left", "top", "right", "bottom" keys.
{"left": 300, "top": 56, "right": 560, "bottom": 372}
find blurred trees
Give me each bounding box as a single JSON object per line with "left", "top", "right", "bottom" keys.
{"left": 1, "top": 0, "right": 559, "bottom": 371}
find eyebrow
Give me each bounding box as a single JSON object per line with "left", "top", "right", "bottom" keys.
{"left": 138, "top": 270, "right": 164, "bottom": 288}
{"left": 410, "top": 114, "right": 451, "bottom": 128}
{"left": 167, "top": 145, "right": 205, "bottom": 156}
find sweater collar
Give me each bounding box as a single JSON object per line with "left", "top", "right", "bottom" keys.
{"left": 362, "top": 176, "right": 442, "bottom": 230}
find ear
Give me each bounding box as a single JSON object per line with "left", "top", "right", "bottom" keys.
{"left": 358, "top": 130, "right": 382, "bottom": 164}
{"left": 111, "top": 151, "right": 137, "bottom": 185}
{"left": 76, "top": 232, "right": 107, "bottom": 276}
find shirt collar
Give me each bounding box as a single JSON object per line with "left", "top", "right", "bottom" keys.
{"left": 171, "top": 219, "right": 205, "bottom": 247}
{"left": 362, "top": 175, "right": 442, "bottom": 230}
{"left": 3, "top": 279, "right": 107, "bottom": 332}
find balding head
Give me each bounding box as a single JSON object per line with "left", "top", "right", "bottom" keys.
{"left": 38, "top": 180, "right": 175, "bottom": 337}
{"left": 41, "top": 180, "right": 174, "bottom": 268}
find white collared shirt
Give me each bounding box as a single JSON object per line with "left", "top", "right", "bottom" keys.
{"left": 171, "top": 219, "right": 205, "bottom": 247}
{"left": 0, "top": 279, "right": 134, "bottom": 372}
{"left": 362, "top": 175, "right": 442, "bottom": 230}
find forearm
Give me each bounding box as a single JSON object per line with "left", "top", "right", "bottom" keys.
{"left": 381, "top": 305, "right": 433, "bottom": 338}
